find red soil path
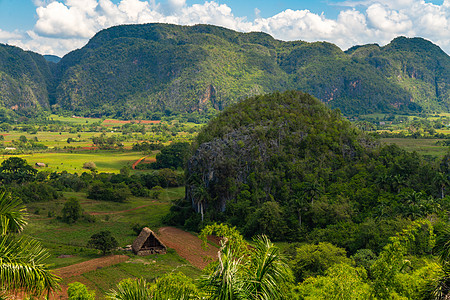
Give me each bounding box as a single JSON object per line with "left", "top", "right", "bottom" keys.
{"left": 132, "top": 156, "right": 147, "bottom": 169}
{"left": 156, "top": 226, "right": 219, "bottom": 269}
{"left": 46, "top": 255, "right": 129, "bottom": 300}
{"left": 131, "top": 155, "right": 156, "bottom": 169}
{"left": 54, "top": 255, "right": 130, "bottom": 278}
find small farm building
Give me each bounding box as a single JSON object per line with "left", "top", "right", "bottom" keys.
{"left": 132, "top": 227, "right": 167, "bottom": 255}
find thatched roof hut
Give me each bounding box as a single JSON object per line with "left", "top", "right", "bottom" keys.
{"left": 132, "top": 227, "right": 167, "bottom": 256}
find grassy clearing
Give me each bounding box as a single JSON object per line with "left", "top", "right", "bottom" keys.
{"left": 0, "top": 151, "right": 151, "bottom": 173}
{"left": 380, "top": 138, "right": 448, "bottom": 157}
{"left": 1, "top": 130, "right": 126, "bottom": 148}
{"left": 49, "top": 114, "right": 101, "bottom": 125}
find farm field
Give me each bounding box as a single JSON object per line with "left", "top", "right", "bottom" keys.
{"left": 0, "top": 151, "right": 153, "bottom": 173}
{"left": 48, "top": 114, "right": 101, "bottom": 125}
{"left": 23, "top": 187, "right": 208, "bottom": 299}
{"left": 0, "top": 131, "right": 111, "bottom": 148}
{"left": 380, "top": 138, "right": 448, "bottom": 157}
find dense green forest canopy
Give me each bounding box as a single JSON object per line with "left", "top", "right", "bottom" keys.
{"left": 180, "top": 90, "right": 448, "bottom": 255}
{"left": 1, "top": 23, "right": 450, "bottom": 118}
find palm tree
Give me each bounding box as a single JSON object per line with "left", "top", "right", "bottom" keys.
{"left": 0, "top": 192, "right": 60, "bottom": 298}
{"left": 200, "top": 225, "right": 294, "bottom": 299}
{"left": 423, "top": 226, "right": 450, "bottom": 299}
{"left": 435, "top": 172, "right": 449, "bottom": 199}
{"left": 201, "top": 241, "right": 246, "bottom": 299}
{"left": 108, "top": 273, "right": 202, "bottom": 300}
{"left": 192, "top": 182, "right": 210, "bottom": 222}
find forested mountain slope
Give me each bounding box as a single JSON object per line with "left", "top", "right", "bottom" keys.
{"left": 1, "top": 23, "right": 449, "bottom": 117}
{"left": 0, "top": 44, "right": 53, "bottom": 113}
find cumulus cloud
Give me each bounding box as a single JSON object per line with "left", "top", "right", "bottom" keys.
{"left": 35, "top": 1, "right": 97, "bottom": 38}
{"left": 0, "top": 29, "right": 21, "bottom": 41}
{"left": 366, "top": 4, "right": 413, "bottom": 32}
{"left": 3, "top": 0, "right": 450, "bottom": 56}
{"left": 7, "top": 30, "right": 88, "bottom": 55}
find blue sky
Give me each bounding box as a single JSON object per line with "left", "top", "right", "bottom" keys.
{"left": 0, "top": 1, "right": 348, "bottom": 30}
{"left": 0, "top": 0, "right": 449, "bottom": 56}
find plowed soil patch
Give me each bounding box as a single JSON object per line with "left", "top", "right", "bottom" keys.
{"left": 54, "top": 255, "right": 129, "bottom": 278}
{"left": 157, "top": 227, "right": 218, "bottom": 269}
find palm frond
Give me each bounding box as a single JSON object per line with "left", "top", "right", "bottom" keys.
{"left": 245, "top": 235, "right": 294, "bottom": 300}
{"left": 0, "top": 192, "right": 27, "bottom": 235}
{"left": 200, "top": 244, "right": 246, "bottom": 300}
{"left": 435, "top": 227, "right": 450, "bottom": 264}
{"left": 0, "top": 235, "right": 60, "bottom": 296}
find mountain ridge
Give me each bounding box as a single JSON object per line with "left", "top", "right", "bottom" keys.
{"left": 0, "top": 23, "right": 449, "bottom": 117}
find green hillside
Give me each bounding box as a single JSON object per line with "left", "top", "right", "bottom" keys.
{"left": 0, "top": 44, "right": 53, "bottom": 113}
{"left": 0, "top": 24, "right": 449, "bottom": 117}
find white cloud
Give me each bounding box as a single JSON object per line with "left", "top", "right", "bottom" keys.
{"left": 5, "top": 30, "right": 86, "bottom": 55}
{"left": 35, "top": 1, "right": 97, "bottom": 38}
{"left": 366, "top": 3, "right": 413, "bottom": 32}
{"left": 0, "top": 29, "right": 22, "bottom": 41}
{"left": 4, "top": 0, "right": 449, "bottom": 56}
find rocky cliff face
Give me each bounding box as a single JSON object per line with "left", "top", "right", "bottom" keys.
{"left": 187, "top": 126, "right": 283, "bottom": 212}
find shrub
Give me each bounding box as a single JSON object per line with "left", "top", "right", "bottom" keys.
{"left": 83, "top": 161, "right": 97, "bottom": 170}
{"left": 132, "top": 223, "right": 145, "bottom": 235}
{"left": 292, "top": 242, "right": 354, "bottom": 282}
{"left": 68, "top": 282, "right": 96, "bottom": 300}
{"left": 61, "top": 197, "right": 83, "bottom": 224}
{"left": 87, "top": 231, "right": 118, "bottom": 255}
{"left": 87, "top": 181, "right": 130, "bottom": 202}
{"left": 150, "top": 186, "right": 164, "bottom": 199}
